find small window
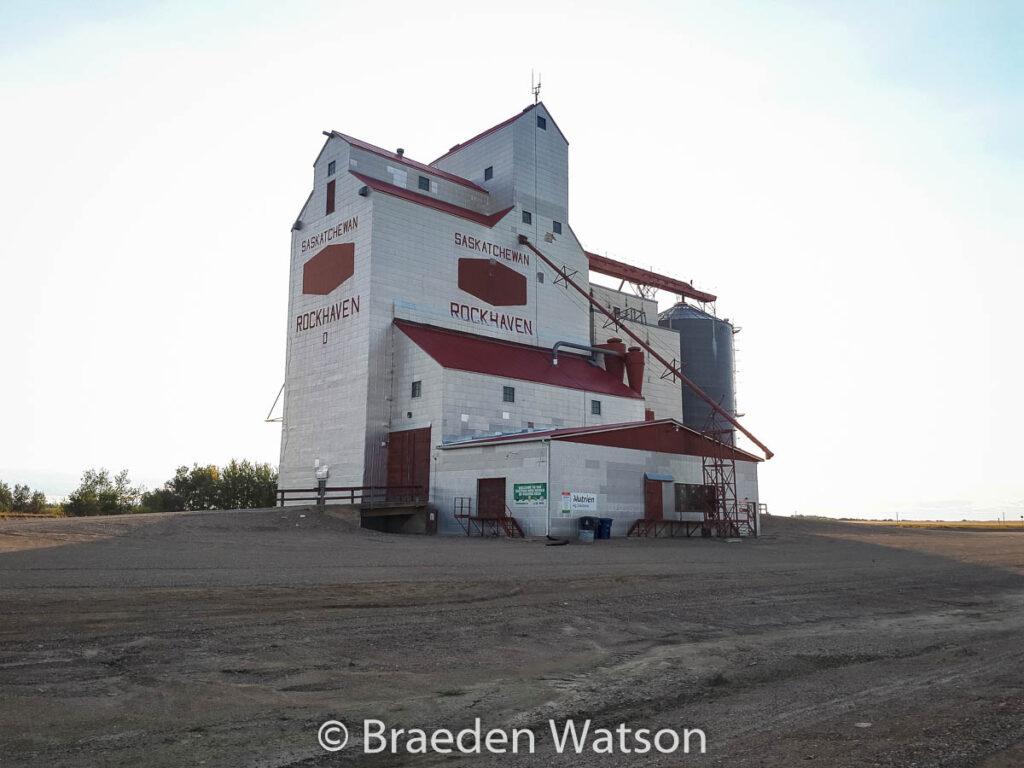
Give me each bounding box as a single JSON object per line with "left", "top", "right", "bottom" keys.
{"left": 591, "top": 400, "right": 601, "bottom": 415}
{"left": 484, "top": 166, "right": 493, "bottom": 181}
{"left": 537, "top": 116, "right": 547, "bottom": 130}
{"left": 418, "top": 175, "right": 430, "bottom": 191}
{"left": 552, "top": 221, "right": 562, "bottom": 235}
{"left": 411, "top": 380, "right": 421, "bottom": 398}
{"left": 676, "top": 483, "right": 715, "bottom": 514}
{"left": 502, "top": 386, "right": 515, "bottom": 403}
{"left": 327, "top": 160, "right": 336, "bottom": 176}
{"left": 326, "top": 180, "right": 335, "bottom": 215}
{"left": 522, "top": 210, "right": 532, "bottom": 225}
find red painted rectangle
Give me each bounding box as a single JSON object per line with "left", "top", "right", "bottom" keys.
{"left": 457, "top": 258, "right": 527, "bottom": 306}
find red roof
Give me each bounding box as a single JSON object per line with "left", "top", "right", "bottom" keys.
{"left": 332, "top": 131, "right": 488, "bottom": 193}
{"left": 442, "top": 419, "right": 763, "bottom": 462}
{"left": 395, "top": 320, "right": 642, "bottom": 399}
{"left": 351, "top": 171, "right": 513, "bottom": 228}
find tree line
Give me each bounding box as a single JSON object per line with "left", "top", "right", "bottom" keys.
{"left": 0, "top": 482, "right": 50, "bottom": 515}
{"left": 0, "top": 460, "right": 278, "bottom": 517}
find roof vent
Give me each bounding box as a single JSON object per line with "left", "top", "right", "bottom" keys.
{"left": 396, "top": 148, "right": 405, "bottom": 156}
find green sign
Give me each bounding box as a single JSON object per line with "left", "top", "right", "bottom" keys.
{"left": 513, "top": 482, "right": 547, "bottom": 506}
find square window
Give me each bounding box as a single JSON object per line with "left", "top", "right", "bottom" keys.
{"left": 502, "top": 386, "right": 515, "bottom": 403}
{"left": 327, "top": 160, "right": 336, "bottom": 176}
{"left": 522, "top": 210, "right": 532, "bottom": 225}
{"left": 411, "top": 380, "right": 421, "bottom": 398}
{"left": 484, "top": 166, "right": 493, "bottom": 181}
{"left": 418, "top": 175, "right": 430, "bottom": 191}
{"left": 537, "top": 115, "right": 547, "bottom": 130}
{"left": 676, "top": 483, "right": 715, "bottom": 514}
{"left": 591, "top": 400, "right": 602, "bottom": 415}
{"left": 553, "top": 221, "right": 562, "bottom": 235}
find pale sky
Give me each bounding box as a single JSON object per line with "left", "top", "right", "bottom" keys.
{"left": 1, "top": 0, "right": 1021, "bottom": 520}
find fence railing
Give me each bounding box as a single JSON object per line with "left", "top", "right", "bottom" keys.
{"left": 276, "top": 485, "right": 425, "bottom": 508}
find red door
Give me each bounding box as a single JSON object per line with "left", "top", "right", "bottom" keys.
{"left": 386, "top": 428, "right": 431, "bottom": 501}
{"left": 645, "top": 478, "right": 663, "bottom": 520}
{"left": 477, "top": 478, "right": 506, "bottom": 518}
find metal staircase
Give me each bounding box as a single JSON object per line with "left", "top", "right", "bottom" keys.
{"left": 453, "top": 497, "right": 524, "bottom": 538}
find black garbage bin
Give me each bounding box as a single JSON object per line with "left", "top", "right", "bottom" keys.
{"left": 578, "top": 515, "right": 597, "bottom": 542}
{"left": 596, "top": 517, "right": 614, "bottom": 539}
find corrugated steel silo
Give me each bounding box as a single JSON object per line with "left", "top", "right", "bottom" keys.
{"left": 658, "top": 303, "right": 736, "bottom": 437}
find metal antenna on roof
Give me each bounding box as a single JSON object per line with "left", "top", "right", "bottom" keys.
{"left": 532, "top": 70, "right": 541, "bottom": 104}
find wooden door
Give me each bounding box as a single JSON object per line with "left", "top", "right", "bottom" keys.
{"left": 477, "top": 477, "right": 506, "bottom": 518}
{"left": 644, "top": 478, "right": 663, "bottom": 520}
{"left": 386, "top": 428, "right": 431, "bottom": 501}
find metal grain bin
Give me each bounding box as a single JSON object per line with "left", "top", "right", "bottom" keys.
{"left": 658, "top": 303, "right": 736, "bottom": 439}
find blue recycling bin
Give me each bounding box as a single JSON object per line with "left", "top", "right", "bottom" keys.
{"left": 597, "top": 517, "right": 614, "bottom": 539}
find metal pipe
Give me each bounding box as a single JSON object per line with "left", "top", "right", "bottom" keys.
{"left": 519, "top": 236, "right": 774, "bottom": 460}
{"left": 545, "top": 439, "right": 551, "bottom": 537}
{"left": 551, "top": 340, "right": 623, "bottom": 366}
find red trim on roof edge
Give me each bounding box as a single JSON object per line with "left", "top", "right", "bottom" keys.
{"left": 351, "top": 171, "right": 513, "bottom": 228}
{"left": 431, "top": 104, "right": 538, "bottom": 164}
{"left": 332, "top": 132, "right": 488, "bottom": 193}
{"left": 441, "top": 419, "right": 762, "bottom": 462}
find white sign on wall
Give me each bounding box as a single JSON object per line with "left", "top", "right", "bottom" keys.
{"left": 567, "top": 492, "right": 597, "bottom": 512}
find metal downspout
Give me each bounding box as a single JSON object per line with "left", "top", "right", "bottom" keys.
{"left": 551, "top": 340, "right": 623, "bottom": 366}
{"left": 545, "top": 438, "right": 551, "bottom": 537}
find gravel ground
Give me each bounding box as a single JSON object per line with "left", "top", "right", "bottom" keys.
{"left": 1, "top": 508, "right": 1022, "bottom": 767}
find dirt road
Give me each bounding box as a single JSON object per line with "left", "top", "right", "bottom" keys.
{"left": 1, "top": 509, "right": 1022, "bottom": 767}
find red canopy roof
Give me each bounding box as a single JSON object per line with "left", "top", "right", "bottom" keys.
{"left": 395, "top": 320, "right": 642, "bottom": 399}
